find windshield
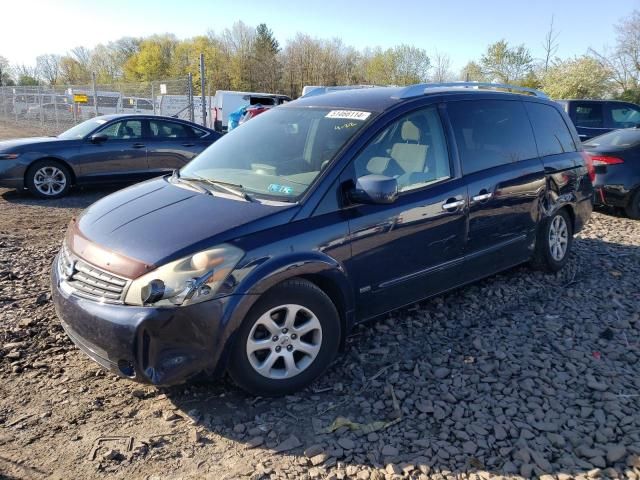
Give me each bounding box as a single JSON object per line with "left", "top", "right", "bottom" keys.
{"left": 584, "top": 128, "right": 640, "bottom": 149}
{"left": 58, "top": 117, "right": 109, "bottom": 140}
{"left": 181, "top": 107, "right": 372, "bottom": 200}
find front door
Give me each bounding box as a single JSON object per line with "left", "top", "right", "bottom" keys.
{"left": 75, "top": 118, "right": 149, "bottom": 183}
{"left": 343, "top": 105, "right": 468, "bottom": 320}
{"left": 446, "top": 98, "right": 545, "bottom": 276}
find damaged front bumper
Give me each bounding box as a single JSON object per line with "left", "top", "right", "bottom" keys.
{"left": 51, "top": 256, "right": 237, "bottom": 385}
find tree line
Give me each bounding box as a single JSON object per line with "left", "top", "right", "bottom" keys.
{"left": 1, "top": 11, "right": 640, "bottom": 102}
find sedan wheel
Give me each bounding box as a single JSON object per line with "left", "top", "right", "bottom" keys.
{"left": 26, "top": 161, "right": 71, "bottom": 199}
{"left": 33, "top": 166, "right": 67, "bottom": 196}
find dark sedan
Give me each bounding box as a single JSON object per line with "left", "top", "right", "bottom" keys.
{"left": 584, "top": 128, "right": 640, "bottom": 219}
{"left": 0, "top": 115, "right": 221, "bottom": 198}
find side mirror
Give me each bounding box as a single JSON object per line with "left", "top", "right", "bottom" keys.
{"left": 349, "top": 174, "right": 398, "bottom": 205}
{"left": 90, "top": 133, "right": 108, "bottom": 143}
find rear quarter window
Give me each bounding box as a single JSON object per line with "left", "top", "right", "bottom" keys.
{"left": 525, "top": 102, "right": 576, "bottom": 156}
{"left": 447, "top": 99, "right": 538, "bottom": 175}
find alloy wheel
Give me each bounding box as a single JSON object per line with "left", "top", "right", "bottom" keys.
{"left": 548, "top": 214, "right": 569, "bottom": 261}
{"left": 33, "top": 166, "right": 67, "bottom": 196}
{"left": 246, "top": 304, "right": 323, "bottom": 380}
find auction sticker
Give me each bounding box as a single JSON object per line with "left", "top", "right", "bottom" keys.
{"left": 325, "top": 110, "right": 371, "bottom": 121}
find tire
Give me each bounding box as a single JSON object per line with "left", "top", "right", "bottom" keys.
{"left": 26, "top": 160, "right": 71, "bottom": 199}
{"left": 227, "top": 278, "right": 341, "bottom": 396}
{"left": 624, "top": 190, "right": 640, "bottom": 220}
{"left": 531, "top": 208, "right": 573, "bottom": 272}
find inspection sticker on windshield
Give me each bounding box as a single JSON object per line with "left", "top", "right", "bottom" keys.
{"left": 325, "top": 110, "right": 371, "bottom": 121}
{"left": 268, "top": 184, "right": 294, "bottom": 195}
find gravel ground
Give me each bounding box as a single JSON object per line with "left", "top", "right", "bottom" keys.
{"left": 0, "top": 126, "right": 639, "bottom": 479}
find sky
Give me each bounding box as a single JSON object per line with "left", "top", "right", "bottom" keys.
{"left": 1, "top": 0, "right": 639, "bottom": 72}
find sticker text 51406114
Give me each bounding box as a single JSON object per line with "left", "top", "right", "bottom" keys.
{"left": 325, "top": 110, "right": 371, "bottom": 121}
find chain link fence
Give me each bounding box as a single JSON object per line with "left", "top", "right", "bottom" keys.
{"left": 0, "top": 74, "right": 214, "bottom": 136}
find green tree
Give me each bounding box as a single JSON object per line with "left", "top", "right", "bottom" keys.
{"left": 460, "top": 61, "right": 484, "bottom": 81}
{"left": 251, "top": 23, "right": 281, "bottom": 92}
{"left": 541, "top": 57, "right": 611, "bottom": 99}
{"left": 124, "top": 34, "right": 177, "bottom": 81}
{"left": 480, "top": 40, "right": 533, "bottom": 83}
{"left": 59, "top": 56, "right": 90, "bottom": 84}
{"left": 220, "top": 21, "right": 256, "bottom": 91}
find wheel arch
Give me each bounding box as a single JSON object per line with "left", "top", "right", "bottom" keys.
{"left": 25, "top": 156, "right": 77, "bottom": 186}
{"left": 215, "top": 255, "right": 356, "bottom": 373}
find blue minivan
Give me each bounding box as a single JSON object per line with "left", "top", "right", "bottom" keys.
{"left": 51, "top": 83, "right": 593, "bottom": 395}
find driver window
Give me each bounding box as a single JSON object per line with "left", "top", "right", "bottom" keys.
{"left": 353, "top": 107, "right": 451, "bottom": 192}
{"left": 98, "top": 120, "right": 143, "bottom": 140}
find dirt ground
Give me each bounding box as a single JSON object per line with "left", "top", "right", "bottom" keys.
{"left": 0, "top": 124, "right": 639, "bottom": 480}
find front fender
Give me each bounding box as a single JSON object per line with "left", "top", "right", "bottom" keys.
{"left": 213, "top": 252, "right": 356, "bottom": 373}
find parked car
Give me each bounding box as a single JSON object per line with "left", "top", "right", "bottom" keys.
{"left": 0, "top": 114, "right": 221, "bottom": 198}
{"left": 583, "top": 128, "right": 640, "bottom": 219}
{"left": 557, "top": 99, "right": 640, "bottom": 142}
{"left": 24, "top": 102, "right": 74, "bottom": 122}
{"left": 212, "top": 90, "right": 290, "bottom": 132}
{"left": 51, "top": 82, "right": 593, "bottom": 395}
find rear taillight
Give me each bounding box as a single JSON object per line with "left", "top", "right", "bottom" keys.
{"left": 581, "top": 151, "right": 596, "bottom": 182}
{"left": 588, "top": 155, "right": 624, "bottom": 165}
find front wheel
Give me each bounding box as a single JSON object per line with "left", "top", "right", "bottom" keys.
{"left": 26, "top": 160, "right": 71, "bottom": 199}
{"left": 228, "top": 279, "right": 341, "bottom": 396}
{"left": 531, "top": 209, "right": 573, "bottom": 272}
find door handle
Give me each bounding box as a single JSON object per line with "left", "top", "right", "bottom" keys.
{"left": 472, "top": 192, "right": 492, "bottom": 202}
{"left": 181, "top": 143, "right": 195, "bottom": 147}
{"left": 132, "top": 143, "right": 145, "bottom": 149}
{"left": 442, "top": 199, "right": 465, "bottom": 211}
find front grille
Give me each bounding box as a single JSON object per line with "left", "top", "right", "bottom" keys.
{"left": 58, "top": 243, "right": 130, "bottom": 303}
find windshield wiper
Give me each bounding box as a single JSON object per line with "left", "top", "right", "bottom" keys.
{"left": 171, "top": 170, "right": 211, "bottom": 195}
{"left": 179, "top": 172, "right": 255, "bottom": 202}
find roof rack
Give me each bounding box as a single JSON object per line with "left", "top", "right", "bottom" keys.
{"left": 397, "top": 82, "right": 548, "bottom": 99}
{"left": 302, "top": 85, "right": 379, "bottom": 98}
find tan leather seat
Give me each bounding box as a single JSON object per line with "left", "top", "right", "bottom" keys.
{"left": 390, "top": 120, "right": 428, "bottom": 174}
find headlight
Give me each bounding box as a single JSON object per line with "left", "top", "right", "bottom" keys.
{"left": 0, "top": 153, "right": 19, "bottom": 160}
{"left": 124, "top": 244, "right": 244, "bottom": 307}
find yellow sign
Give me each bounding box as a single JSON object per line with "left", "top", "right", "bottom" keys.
{"left": 73, "top": 94, "right": 88, "bottom": 103}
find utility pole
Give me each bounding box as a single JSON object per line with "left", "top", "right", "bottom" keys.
{"left": 199, "top": 53, "right": 207, "bottom": 127}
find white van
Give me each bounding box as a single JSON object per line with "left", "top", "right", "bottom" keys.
{"left": 212, "top": 91, "right": 290, "bottom": 132}
{"left": 155, "top": 95, "right": 215, "bottom": 126}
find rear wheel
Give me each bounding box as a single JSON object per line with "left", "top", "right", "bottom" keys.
{"left": 228, "top": 279, "right": 340, "bottom": 396}
{"left": 531, "top": 209, "right": 573, "bottom": 272}
{"left": 26, "top": 160, "right": 71, "bottom": 199}
{"left": 625, "top": 190, "right": 640, "bottom": 220}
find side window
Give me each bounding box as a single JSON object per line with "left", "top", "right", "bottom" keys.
{"left": 150, "top": 120, "right": 194, "bottom": 139}
{"left": 609, "top": 104, "right": 640, "bottom": 128}
{"left": 353, "top": 107, "right": 451, "bottom": 192}
{"left": 448, "top": 99, "right": 537, "bottom": 175}
{"left": 98, "top": 120, "right": 143, "bottom": 139}
{"left": 192, "top": 127, "right": 209, "bottom": 138}
{"left": 572, "top": 102, "right": 604, "bottom": 128}
{"left": 525, "top": 102, "right": 576, "bottom": 156}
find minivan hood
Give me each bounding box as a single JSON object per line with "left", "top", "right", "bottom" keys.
{"left": 75, "top": 177, "right": 295, "bottom": 269}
